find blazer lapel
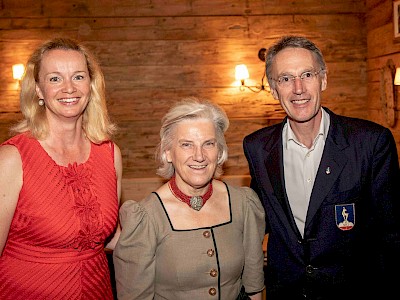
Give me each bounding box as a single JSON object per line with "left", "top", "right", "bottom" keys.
{"left": 305, "top": 110, "right": 349, "bottom": 229}
{"left": 264, "top": 120, "right": 301, "bottom": 235}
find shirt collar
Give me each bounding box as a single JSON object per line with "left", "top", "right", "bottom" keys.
{"left": 283, "top": 107, "right": 330, "bottom": 149}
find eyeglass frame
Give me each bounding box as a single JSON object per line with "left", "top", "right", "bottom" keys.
{"left": 273, "top": 69, "right": 324, "bottom": 87}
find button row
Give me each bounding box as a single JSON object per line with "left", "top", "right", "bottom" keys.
{"left": 204, "top": 230, "right": 217, "bottom": 296}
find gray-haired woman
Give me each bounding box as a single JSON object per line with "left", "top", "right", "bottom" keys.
{"left": 114, "top": 97, "right": 265, "bottom": 300}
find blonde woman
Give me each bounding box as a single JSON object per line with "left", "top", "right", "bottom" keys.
{"left": 0, "top": 38, "right": 122, "bottom": 299}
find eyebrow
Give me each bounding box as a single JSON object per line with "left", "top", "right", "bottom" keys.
{"left": 278, "top": 68, "right": 315, "bottom": 76}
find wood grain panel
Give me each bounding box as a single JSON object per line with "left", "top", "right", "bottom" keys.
{"left": 0, "top": 0, "right": 366, "bottom": 18}
{"left": 365, "top": 0, "right": 392, "bottom": 32}
{"left": 0, "top": 0, "right": 376, "bottom": 190}
{"left": 0, "top": 15, "right": 365, "bottom": 42}
{"left": 368, "top": 22, "right": 400, "bottom": 57}
{"left": 366, "top": 0, "right": 400, "bottom": 161}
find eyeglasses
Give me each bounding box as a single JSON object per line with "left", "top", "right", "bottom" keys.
{"left": 274, "top": 69, "right": 323, "bottom": 88}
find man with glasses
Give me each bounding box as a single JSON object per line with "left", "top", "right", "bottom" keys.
{"left": 243, "top": 35, "right": 400, "bottom": 300}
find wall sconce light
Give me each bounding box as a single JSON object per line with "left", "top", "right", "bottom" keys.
{"left": 394, "top": 67, "right": 400, "bottom": 86}
{"left": 235, "top": 64, "right": 250, "bottom": 89}
{"left": 12, "top": 63, "right": 25, "bottom": 81}
{"left": 235, "top": 48, "right": 269, "bottom": 93}
{"left": 380, "top": 59, "right": 397, "bottom": 127}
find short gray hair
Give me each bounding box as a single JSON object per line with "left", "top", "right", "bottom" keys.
{"left": 265, "top": 35, "right": 327, "bottom": 89}
{"left": 155, "top": 97, "right": 229, "bottom": 179}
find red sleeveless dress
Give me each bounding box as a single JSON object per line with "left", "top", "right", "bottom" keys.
{"left": 0, "top": 133, "right": 118, "bottom": 300}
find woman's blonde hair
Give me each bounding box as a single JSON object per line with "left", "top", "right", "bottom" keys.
{"left": 11, "top": 37, "right": 116, "bottom": 143}
{"left": 155, "top": 97, "right": 229, "bottom": 179}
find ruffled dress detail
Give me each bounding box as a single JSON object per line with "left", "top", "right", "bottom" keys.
{"left": 63, "top": 163, "right": 104, "bottom": 251}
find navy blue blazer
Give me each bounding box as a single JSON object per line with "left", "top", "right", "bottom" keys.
{"left": 243, "top": 108, "right": 400, "bottom": 300}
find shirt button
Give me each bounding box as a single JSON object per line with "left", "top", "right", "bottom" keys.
{"left": 203, "top": 230, "right": 211, "bottom": 238}
{"left": 207, "top": 249, "right": 215, "bottom": 257}
{"left": 209, "top": 288, "right": 217, "bottom": 296}
{"left": 210, "top": 268, "right": 218, "bottom": 277}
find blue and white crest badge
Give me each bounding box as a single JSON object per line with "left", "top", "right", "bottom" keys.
{"left": 335, "top": 204, "right": 355, "bottom": 231}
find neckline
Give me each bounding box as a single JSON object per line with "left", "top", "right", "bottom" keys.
{"left": 33, "top": 136, "right": 93, "bottom": 168}
{"left": 154, "top": 181, "right": 232, "bottom": 231}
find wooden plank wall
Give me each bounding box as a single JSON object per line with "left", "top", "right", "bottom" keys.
{"left": 366, "top": 0, "right": 400, "bottom": 156}
{"left": 0, "top": 0, "right": 368, "bottom": 201}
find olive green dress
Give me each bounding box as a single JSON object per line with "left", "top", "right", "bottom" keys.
{"left": 113, "top": 182, "right": 265, "bottom": 300}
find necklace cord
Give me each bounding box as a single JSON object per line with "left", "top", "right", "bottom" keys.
{"left": 168, "top": 176, "right": 213, "bottom": 211}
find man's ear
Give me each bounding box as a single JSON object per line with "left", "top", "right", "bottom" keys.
{"left": 270, "top": 88, "right": 279, "bottom": 100}
{"left": 321, "top": 72, "right": 327, "bottom": 91}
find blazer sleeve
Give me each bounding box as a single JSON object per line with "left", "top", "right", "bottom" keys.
{"left": 370, "top": 128, "right": 400, "bottom": 289}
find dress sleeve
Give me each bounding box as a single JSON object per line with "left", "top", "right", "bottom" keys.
{"left": 113, "top": 198, "right": 157, "bottom": 300}
{"left": 240, "top": 187, "right": 266, "bottom": 294}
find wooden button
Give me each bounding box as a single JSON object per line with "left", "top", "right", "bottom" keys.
{"left": 208, "top": 288, "right": 217, "bottom": 296}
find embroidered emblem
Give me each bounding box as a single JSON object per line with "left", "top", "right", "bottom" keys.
{"left": 335, "top": 204, "right": 355, "bottom": 231}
